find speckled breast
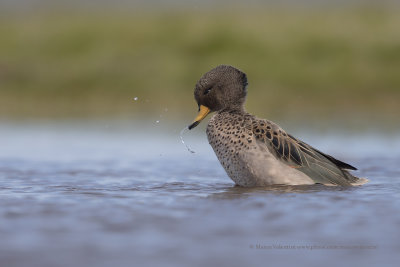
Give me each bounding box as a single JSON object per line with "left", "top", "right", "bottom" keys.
{"left": 206, "top": 111, "right": 259, "bottom": 186}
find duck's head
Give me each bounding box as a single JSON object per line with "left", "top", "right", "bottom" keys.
{"left": 188, "top": 65, "right": 248, "bottom": 130}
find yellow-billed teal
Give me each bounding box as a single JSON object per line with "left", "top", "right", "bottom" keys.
{"left": 188, "top": 65, "right": 368, "bottom": 187}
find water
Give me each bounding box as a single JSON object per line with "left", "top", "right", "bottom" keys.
{"left": 180, "top": 127, "right": 196, "bottom": 154}
{"left": 0, "top": 121, "right": 399, "bottom": 267}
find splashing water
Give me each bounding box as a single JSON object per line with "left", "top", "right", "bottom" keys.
{"left": 180, "top": 127, "right": 196, "bottom": 154}
{"left": 133, "top": 97, "right": 138, "bottom": 101}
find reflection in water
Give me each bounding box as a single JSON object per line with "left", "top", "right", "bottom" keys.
{"left": 208, "top": 184, "right": 358, "bottom": 199}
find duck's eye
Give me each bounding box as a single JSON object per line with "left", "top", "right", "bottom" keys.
{"left": 204, "top": 87, "right": 212, "bottom": 95}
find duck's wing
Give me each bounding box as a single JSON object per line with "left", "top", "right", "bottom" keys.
{"left": 251, "top": 119, "right": 362, "bottom": 186}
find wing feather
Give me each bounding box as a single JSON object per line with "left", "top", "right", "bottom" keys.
{"left": 251, "top": 119, "right": 361, "bottom": 186}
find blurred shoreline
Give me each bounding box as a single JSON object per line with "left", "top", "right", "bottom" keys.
{"left": 0, "top": 3, "right": 399, "bottom": 125}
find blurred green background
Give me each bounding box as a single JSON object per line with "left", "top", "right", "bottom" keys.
{"left": 1, "top": 1, "right": 399, "bottom": 128}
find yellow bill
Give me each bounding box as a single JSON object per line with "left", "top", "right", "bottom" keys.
{"left": 188, "top": 105, "right": 211, "bottom": 130}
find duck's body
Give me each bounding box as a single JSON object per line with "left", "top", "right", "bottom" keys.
{"left": 189, "top": 65, "right": 368, "bottom": 187}
{"left": 207, "top": 111, "right": 314, "bottom": 186}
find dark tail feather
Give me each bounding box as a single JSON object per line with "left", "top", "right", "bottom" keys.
{"left": 315, "top": 149, "right": 357, "bottom": 170}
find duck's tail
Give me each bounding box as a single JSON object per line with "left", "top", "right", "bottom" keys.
{"left": 350, "top": 177, "right": 369, "bottom": 186}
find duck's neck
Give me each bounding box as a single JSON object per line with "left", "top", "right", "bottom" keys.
{"left": 219, "top": 104, "right": 246, "bottom": 114}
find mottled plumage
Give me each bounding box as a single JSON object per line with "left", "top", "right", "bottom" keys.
{"left": 189, "top": 65, "right": 368, "bottom": 186}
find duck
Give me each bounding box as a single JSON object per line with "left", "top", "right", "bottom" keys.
{"left": 188, "top": 65, "right": 368, "bottom": 186}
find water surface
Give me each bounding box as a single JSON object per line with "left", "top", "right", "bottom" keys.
{"left": 0, "top": 121, "right": 399, "bottom": 267}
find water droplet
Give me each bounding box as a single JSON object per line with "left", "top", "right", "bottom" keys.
{"left": 156, "top": 120, "right": 160, "bottom": 124}
{"left": 133, "top": 97, "right": 138, "bottom": 101}
{"left": 180, "top": 127, "right": 195, "bottom": 154}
